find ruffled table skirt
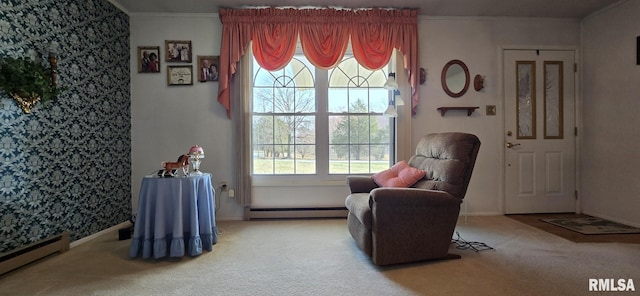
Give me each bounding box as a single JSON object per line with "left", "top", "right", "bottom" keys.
{"left": 129, "top": 230, "right": 217, "bottom": 259}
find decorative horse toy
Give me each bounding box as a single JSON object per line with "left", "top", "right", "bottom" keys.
{"left": 160, "top": 154, "right": 190, "bottom": 177}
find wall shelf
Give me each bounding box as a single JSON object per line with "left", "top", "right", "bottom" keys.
{"left": 437, "top": 106, "right": 479, "bottom": 116}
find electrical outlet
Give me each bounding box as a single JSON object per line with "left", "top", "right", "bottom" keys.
{"left": 228, "top": 189, "right": 235, "bottom": 198}
{"left": 220, "top": 181, "right": 228, "bottom": 192}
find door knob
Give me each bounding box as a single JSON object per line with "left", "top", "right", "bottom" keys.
{"left": 506, "top": 142, "right": 521, "bottom": 148}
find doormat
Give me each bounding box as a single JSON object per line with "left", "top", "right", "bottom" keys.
{"left": 540, "top": 217, "right": 640, "bottom": 235}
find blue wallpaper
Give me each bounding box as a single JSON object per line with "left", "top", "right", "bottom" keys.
{"left": 0, "top": 0, "right": 130, "bottom": 253}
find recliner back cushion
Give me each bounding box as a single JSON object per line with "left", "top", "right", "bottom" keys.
{"left": 407, "top": 133, "right": 480, "bottom": 199}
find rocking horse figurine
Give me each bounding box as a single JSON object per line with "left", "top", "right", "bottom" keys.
{"left": 160, "top": 154, "right": 190, "bottom": 177}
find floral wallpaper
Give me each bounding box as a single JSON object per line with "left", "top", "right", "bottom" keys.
{"left": 0, "top": 0, "right": 130, "bottom": 253}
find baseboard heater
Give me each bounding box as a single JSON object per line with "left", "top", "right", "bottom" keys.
{"left": 249, "top": 207, "right": 348, "bottom": 219}
{"left": 0, "top": 232, "right": 70, "bottom": 275}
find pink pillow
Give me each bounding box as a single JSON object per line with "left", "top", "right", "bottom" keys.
{"left": 372, "top": 161, "right": 426, "bottom": 188}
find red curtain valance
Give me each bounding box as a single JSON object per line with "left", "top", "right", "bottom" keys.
{"left": 218, "top": 7, "right": 419, "bottom": 118}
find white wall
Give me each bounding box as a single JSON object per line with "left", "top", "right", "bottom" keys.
{"left": 416, "top": 17, "right": 580, "bottom": 215}
{"left": 581, "top": 0, "right": 640, "bottom": 226}
{"left": 130, "top": 14, "right": 244, "bottom": 220}
{"left": 129, "top": 13, "right": 587, "bottom": 219}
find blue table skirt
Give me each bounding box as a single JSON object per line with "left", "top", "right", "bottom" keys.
{"left": 129, "top": 174, "right": 218, "bottom": 259}
{"left": 129, "top": 230, "right": 217, "bottom": 258}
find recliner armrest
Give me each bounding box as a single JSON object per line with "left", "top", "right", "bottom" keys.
{"left": 369, "top": 188, "right": 461, "bottom": 208}
{"left": 346, "top": 176, "right": 378, "bottom": 193}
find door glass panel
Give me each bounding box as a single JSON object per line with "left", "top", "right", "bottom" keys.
{"left": 516, "top": 61, "right": 536, "bottom": 139}
{"left": 544, "top": 61, "right": 563, "bottom": 139}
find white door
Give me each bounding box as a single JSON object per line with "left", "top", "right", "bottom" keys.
{"left": 504, "top": 49, "right": 576, "bottom": 214}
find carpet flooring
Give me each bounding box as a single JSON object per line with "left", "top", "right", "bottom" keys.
{"left": 507, "top": 213, "right": 640, "bottom": 243}
{"left": 1, "top": 216, "right": 639, "bottom": 296}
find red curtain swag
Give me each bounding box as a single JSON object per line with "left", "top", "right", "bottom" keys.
{"left": 218, "top": 7, "right": 419, "bottom": 118}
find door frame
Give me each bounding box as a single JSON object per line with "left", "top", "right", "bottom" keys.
{"left": 499, "top": 45, "right": 582, "bottom": 214}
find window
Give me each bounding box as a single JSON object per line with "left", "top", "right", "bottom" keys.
{"left": 251, "top": 53, "right": 394, "bottom": 177}
{"left": 328, "top": 58, "right": 391, "bottom": 174}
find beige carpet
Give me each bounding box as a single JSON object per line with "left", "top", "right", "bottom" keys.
{"left": 1, "top": 216, "right": 639, "bottom": 296}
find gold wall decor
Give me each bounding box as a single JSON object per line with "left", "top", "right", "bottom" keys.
{"left": 11, "top": 92, "right": 41, "bottom": 114}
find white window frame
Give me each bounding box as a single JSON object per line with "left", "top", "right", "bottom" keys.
{"left": 248, "top": 49, "right": 411, "bottom": 187}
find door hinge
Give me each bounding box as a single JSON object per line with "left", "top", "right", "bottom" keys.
{"left": 575, "top": 190, "right": 578, "bottom": 200}
{"left": 574, "top": 127, "right": 578, "bottom": 136}
{"left": 574, "top": 63, "right": 577, "bottom": 73}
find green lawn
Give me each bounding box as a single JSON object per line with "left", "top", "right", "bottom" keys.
{"left": 253, "top": 158, "right": 389, "bottom": 174}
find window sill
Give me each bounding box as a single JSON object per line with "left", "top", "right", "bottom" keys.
{"left": 251, "top": 177, "right": 350, "bottom": 187}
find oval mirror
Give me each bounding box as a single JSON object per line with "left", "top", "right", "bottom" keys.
{"left": 441, "top": 59, "right": 470, "bottom": 98}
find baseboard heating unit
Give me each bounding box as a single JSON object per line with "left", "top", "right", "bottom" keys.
{"left": 0, "top": 232, "right": 70, "bottom": 275}
{"left": 249, "top": 207, "right": 348, "bottom": 219}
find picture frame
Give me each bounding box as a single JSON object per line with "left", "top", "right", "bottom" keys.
{"left": 165, "top": 40, "right": 192, "bottom": 63}
{"left": 167, "top": 66, "right": 193, "bottom": 86}
{"left": 196, "top": 55, "right": 219, "bottom": 82}
{"left": 137, "top": 46, "right": 160, "bottom": 73}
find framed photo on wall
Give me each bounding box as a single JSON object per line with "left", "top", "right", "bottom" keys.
{"left": 137, "top": 46, "right": 160, "bottom": 73}
{"left": 196, "top": 55, "right": 219, "bottom": 82}
{"left": 165, "top": 40, "right": 192, "bottom": 63}
{"left": 167, "top": 66, "right": 193, "bottom": 86}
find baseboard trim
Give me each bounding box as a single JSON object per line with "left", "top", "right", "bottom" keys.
{"left": 0, "top": 232, "right": 70, "bottom": 276}
{"left": 249, "top": 207, "right": 348, "bottom": 219}
{"left": 70, "top": 221, "right": 132, "bottom": 248}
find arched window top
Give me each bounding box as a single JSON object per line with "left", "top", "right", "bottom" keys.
{"left": 329, "top": 57, "right": 387, "bottom": 88}
{"left": 254, "top": 57, "right": 315, "bottom": 88}
{"left": 252, "top": 55, "right": 316, "bottom": 114}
